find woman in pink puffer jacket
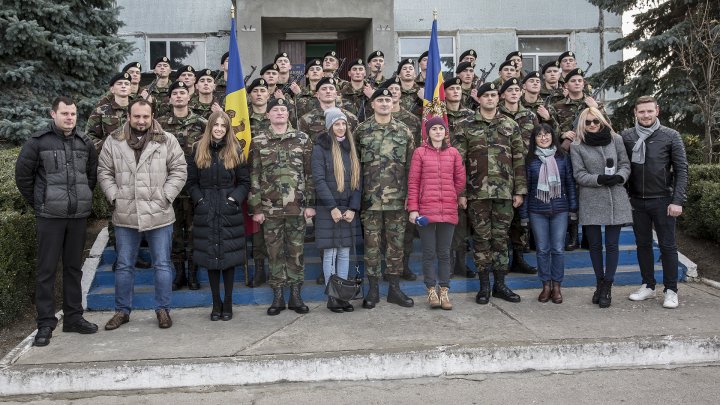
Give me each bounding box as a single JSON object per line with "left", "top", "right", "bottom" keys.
{"left": 407, "top": 116, "right": 466, "bottom": 310}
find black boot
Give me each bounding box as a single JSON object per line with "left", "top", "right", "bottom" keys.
{"left": 387, "top": 275, "right": 414, "bottom": 307}
{"left": 288, "top": 283, "right": 309, "bottom": 314}
{"left": 327, "top": 296, "right": 344, "bottom": 313}
{"left": 252, "top": 259, "right": 266, "bottom": 288}
{"left": 492, "top": 271, "right": 521, "bottom": 302}
{"left": 267, "top": 287, "right": 286, "bottom": 316}
{"left": 401, "top": 256, "right": 417, "bottom": 281}
{"left": 592, "top": 278, "right": 603, "bottom": 305}
{"left": 172, "top": 261, "right": 187, "bottom": 291}
{"left": 598, "top": 279, "right": 613, "bottom": 308}
{"left": 221, "top": 294, "right": 233, "bottom": 321}
{"left": 475, "top": 270, "right": 491, "bottom": 305}
{"left": 210, "top": 294, "right": 222, "bottom": 321}
{"left": 363, "top": 276, "right": 380, "bottom": 309}
{"left": 565, "top": 222, "right": 579, "bottom": 251}
{"left": 510, "top": 249, "right": 537, "bottom": 274}
{"left": 188, "top": 262, "right": 200, "bottom": 290}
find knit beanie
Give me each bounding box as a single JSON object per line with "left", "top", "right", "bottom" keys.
{"left": 424, "top": 116, "right": 449, "bottom": 137}
{"left": 324, "top": 107, "right": 347, "bottom": 130}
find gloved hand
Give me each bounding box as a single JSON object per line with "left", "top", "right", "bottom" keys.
{"left": 597, "top": 174, "right": 613, "bottom": 186}
{"left": 607, "top": 175, "right": 624, "bottom": 186}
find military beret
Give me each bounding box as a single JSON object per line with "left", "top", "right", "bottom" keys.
{"left": 316, "top": 77, "right": 338, "bottom": 90}
{"left": 267, "top": 97, "right": 288, "bottom": 111}
{"left": 455, "top": 61, "right": 475, "bottom": 74}
{"left": 195, "top": 69, "right": 214, "bottom": 81}
{"left": 323, "top": 50, "right": 340, "bottom": 60}
{"left": 109, "top": 72, "right": 131, "bottom": 87}
{"left": 367, "top": 50, "right": 384, "bottom": 62}
{"left": 443, "top": 77, "right": 463, "bottom": 90}
{"left": 557, "top": 51, "right": 575, "bottom": 62}
{"left": 274, "top": 52, "right": 289, "bottom": 63}
{"left": 348, "top": 58, "right": 365, "bottom": 69}
{"left": 152, "top": 56, "right": 170, "bottom": 69}
{"left": 221, "top": 52, "right": 229, "bottom": 65}
{"left": 541, "top": 60, "right": 560, "bottom": 75}
{"left": 498, "top": 60, "right": 517, "bottom": 71}
{"left": 564, "top": 68, "right": 584, "bottom": 83}
{"left": 459, "top": 49, "right": 477, "bottom": 61}
{"left": 499, "top": 77, "right": 521, "bottom": 95}
{"left": 476, "top": 82, "right": 498, "bottom": 97}
{"left": 379, "top": 76, "right": 401, "bottom": 89}
{"left": 247, "top": 78, "right": 268, "bottom": 92}
{"left": 419, "top": 50, "right": 429, "bottom": 61}
{"left": 370, "top": 87, "right": 393, "bottom": 101}
{"left": 168, "top": 80, "right": 189, "bottom": 93}
{"left": 121, "top": 62, "right": 141, "bottom": 73}
{"left": 175, "top": 65, "right": 195, "bottom": 78}
{"left": 521, "top": 71, "right": 541, "bottom": 85}
{"left": 260, "top": 63, "right": 279, "bottom": 75}
{"left": 305, "top": 59, "right": 322, "bottom": 74}
{"left": 396, "top": 58, "right": 414, "bottom": 75}
{"left": 505, "top": 51, "right": 523, "bottom": 61}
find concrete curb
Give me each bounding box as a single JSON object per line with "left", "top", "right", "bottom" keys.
{"left": 1, "top": 335, "right": 719, "bottom": 396}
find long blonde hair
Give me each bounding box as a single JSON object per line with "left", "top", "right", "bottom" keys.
{"left": 329, "top": 123, "right": 360, "bottom": 193}
{"left": 194, "top": 111, "right": 245, "bottom": 169}
{"left": 574, "top": 107, "right": 614, "bottom": 145}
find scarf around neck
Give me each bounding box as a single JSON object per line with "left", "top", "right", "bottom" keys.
{"left": 584, "top": 126, "right": 612, "bottom": 147}
{"left": 632, "top": 118, "right": 661, "bottom": 164}
{"left": 535, "top": 146, "right": 562, "bottom": 203}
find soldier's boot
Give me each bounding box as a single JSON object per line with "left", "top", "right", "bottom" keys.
{"left": 475, "top": 270, "right": 491, "bottom": 305}
{"left": 172, "top": 261, "right": 187, "bottom": 291}
{"left": 362, "top": 276, "right": 380, "bottom": 309}
{"left": 188, "top": 262, "right": 200, "bottom": 290}
{"left": 267, "top": 287, "right": 286, "bottom": 316}
{"left": 401, "top": 255, "right": 417, "bottom": 281}
{"left": 510, "top": 249, "right": 537, "bottom": 274}
{"left": 288, "top": 283, "right": 310, "bottom": 314}
{"left": 386, "top": 275, "right": 414, "bottom": 307}
{"left": 251, "top": 259, "right": 266, "bottom": 288}
{"left": 492, "top": 271, "right": 521, "bottom": 303}
{"left": 565, "top": 222, "right": 579, "bottom": 251}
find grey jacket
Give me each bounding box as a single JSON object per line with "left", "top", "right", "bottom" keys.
{"left": 570, "top": 133, "right": 633, "bottom": 226}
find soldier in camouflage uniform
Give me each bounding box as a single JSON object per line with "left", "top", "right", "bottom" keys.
{"left": 295, "top": 59, "right": 323, "bottom": 124}
{"left": 540, "top": 60, "right": 563, "bottom": 104}
{"left": 366, "top": 50, "right": 386, "bottom": 88}
{"left": 356, "top": 88, "right": 415, "bottom": 309}
{"left": 96, "top": 62, "right": 144, "bottom": 107}
{"left": 213, "top": 52, "right": 229, "bottom": 106}
{"left": 249, "top": 98, "right": 315, "bottom": 316}
{"left": 299, "top": 77, "right": 358, "bottom": 142}
{"left": 454, "top": 82, "right": 527, "bottom": 305}
{"left": 322, "top": 50, "right": 348, "bottom": 89}
{"left": 157, "top": 80, "right": 207, "bottom": 291}
{"left": 499, "top": 78, "right": 539, "bottom": 274}
{"left": 145, "top": 57, "right": 172, "bottom": 118}
{"left": 505, "top": 51, "right": 526, "bottom": 81}
{"left": 274, "top": 52, "right": 303, "bottom": 99}
{"left": 415, "top": 50, "right": 428, "bottom": 88}
{"left": 339, "top": 59, "right": 374, "bottom": 122}
{"left": 521, "top": 71, "right": 552, "bottom": 123}
{"left": 459, "top": 49, "right": 482, "bottom": 87}
{"left": 444, "top": 77, "right": 476, "bottom": 278}
{"left": 491, "top": 60, "right": 518, "bottom": 89}
{"left": 455, "top": 61, "right": 476, "bottom": 111}
{"left": 397, "top": 59, "right": 423, "bottom": 119}
{"left": 190, "top": 69, "right": 223, "bottom": 120}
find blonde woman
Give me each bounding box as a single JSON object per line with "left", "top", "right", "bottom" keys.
{"left": 187, "top": 111, "right": 250, "bottom": 321}
{"left": 570, "top": 107, "right": 632, "bottom": 308}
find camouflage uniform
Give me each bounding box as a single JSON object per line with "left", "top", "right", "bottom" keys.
{"left": 214, "top": 76, "right": 227, "bottom": 106}
{"left": 461, "top": 87, "right": 477, "bottom": 111}
{"left": 85, "top": 99, "right": 128, "bottom": 147}
{"left": 548, "top": 96, "right": 608, "bottom": 138}
{"left": 454, "top": 110, "right": 527, "bottom": 273}
{"left": 339, "top": 82, "right": 372, "bottom": 122}
{"left": 521, "top": 96, "right": 545, "bottom": 122}
{"left": 189, "top": 96, "right": 222, "bottom": 120}
{"left": 447, "top": 107, "right": 475, "bottom": 257}
{"left": 294, "top": 87, "right": 320, "bottom": 122}
{"left": 248, "top": 110, "right": 270, "bottom": 264}
{"left": 355, "top": 116, "right": 415, "bottom": 277}
{"left": 148, "top": 83, "right": 171, "bottom": 118}
{"left": 299, "top": 107, "right": 359, "bottom": 142}
{"left": 399, "top": 84, "right": 423, "bottom": 118}
{"left": 248, "top": 126, "right": 315, "bottom": 288}
{"left": 157, "top": 111, "right": 207, "bottom": 265}
{"left": 268, "top": 88, "right": 298, "bottom": 125}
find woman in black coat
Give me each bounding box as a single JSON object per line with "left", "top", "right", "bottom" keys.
{"left": 312, "top": 108, "right": 362, "bottom": 313}
{"left": 188, "top": 111, "right": 250, "bottom": 321}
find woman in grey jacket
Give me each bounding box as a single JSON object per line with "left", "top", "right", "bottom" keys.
{"left": 570, "top": 107, "right": 632, "bottom": 308}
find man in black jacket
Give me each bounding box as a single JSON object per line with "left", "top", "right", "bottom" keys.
{"left": 621, "top": 95, "right": 688, "bottom": 309}
{"left": 15, "top": 96, "right": 99, "bottom": 346}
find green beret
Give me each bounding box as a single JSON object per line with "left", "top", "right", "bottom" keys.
{"left": 247, "top": 78, "right": 268, "bottom": 92}
{"left": 455, "top": 61, "right": 474, "bottom": 74}
{"left": 499, "top": 77, "right": 521, "bottom": 95}
{"left": 505, "top": 51, "right": 522, "bottom": 61}
{"left": 443, "top": 77, "right": 462, "bottom": 90}
{"left": 315, "top": 77, "right": 338, "bottom": 90}
{"left": 521, "top": 71, "right": 541, "bottom": 85}
{"left": 305, "top": 59, "right": 322, "bottom": 74}
{"left": 109, "top": 72, "right": 131, "bottom": 87}
{"left": 370, "top": 87, "right": 393, "bottom": 101}
{"left": 367, "top": 50, "right": 384, "bottom": 62}
{"left": 267, "top": 98, "right": 288, "bottom": 111}
{"left": 168, "top": 80, "right": 189, "bottom": 93}
{"left": 323, "top": 50, "right": 340, "bottom": 60}
{"left": 379, "top": 76, "right": 401, "bottom": 89}
{"left": 152, "top": 56, "right": 170, "bottom": 69}
{"left": 459, "top": 49, "right": 477, "bottom": 61}
{"left": 194, "top": 69, "right": 214, "bottom": 81}
{"left": 260, "top": 63, "right": 279, "bottom": 75}
{"left": 564, "top": 68, "right": 584, "bottom": 83}
{"left": 348, "top": 58, "right": 365, "bottom": 69}
{"left": 498, "top": 60, "right": 517, "bottom": 71}
{"left": 274, "top": 52, "right": 289, "bottom": 63}
{"left": 557, "top": 51, "right": 575, "bottom": 62}
{"left": 121, "top": 62, "right": 141, "bottom": 73}
{"left": 541, "top": 60, "right": 560, "bottom": 75}
{"left": 396, "top": 58, "right": 414, "bottom": 75}
{"left": 175, "top": 65, "right": 195, "bottom": 79}
{"left": 476, "top": 82, "right": 498, "bottom": 97}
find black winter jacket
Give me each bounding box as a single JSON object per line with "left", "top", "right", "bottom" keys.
{"left": 15, "top": 123, "right": 97, "bottom": 218}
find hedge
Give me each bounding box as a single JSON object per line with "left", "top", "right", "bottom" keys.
{"left": 679, "top": 164, "right": 720, "bottom": 243}
{"left": 0, "top": 211, "right": 37, "bottom": 328}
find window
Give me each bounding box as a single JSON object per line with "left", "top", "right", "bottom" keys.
{"left": 148, "top": 38, "right": 206, "bottom": 71}
{"left": 517, "top": 36, "right": 569, "bottom": 72}
{"left": 399, "top": 36, "right": 456, "bottom": 78}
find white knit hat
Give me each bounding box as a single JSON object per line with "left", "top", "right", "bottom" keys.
{"left": 324, "top": 107, "right": 347, "bottom": 130}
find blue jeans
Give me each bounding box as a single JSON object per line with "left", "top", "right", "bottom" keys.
{"left": 115, "top": 224, "right": 173, "bottom": 313}
{"left": 323, "top": 248, "right": 350, "bottom": 286}
{"left": 529, "top": 212, "right": 568, "bottom": 282}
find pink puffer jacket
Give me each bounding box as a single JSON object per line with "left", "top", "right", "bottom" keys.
{"left": 407, "top": 143, "right": 466, "bottom": 224}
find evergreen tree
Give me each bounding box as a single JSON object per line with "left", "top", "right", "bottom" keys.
{"left": 0, "top": 0, "right": 132, "bottom": 143}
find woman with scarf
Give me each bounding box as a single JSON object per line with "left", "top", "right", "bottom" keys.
{"left": 570, "top": 107, "right": 632, "bottom": 308}
{"left": 520, "top": 123, "right": 577, "bottom": 303}
{"left": 187, "top": 111, "right": 250, "bottom": 321}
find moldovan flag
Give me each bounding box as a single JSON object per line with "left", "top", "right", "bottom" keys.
{"left": 225, "top": 15, "right": 251, "bottom": 158}
{"left": 421, "top": 16, "right": 448, "bottom": 142}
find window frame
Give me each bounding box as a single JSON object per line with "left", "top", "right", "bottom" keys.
{"left": 516, "top": 35, "right": 570, "bottom": 72}
{"left": 398, "top": 35, "right": 456, "bottom": 77}
{"left": 146, "top": 36, "right": 208, "bottom": 71}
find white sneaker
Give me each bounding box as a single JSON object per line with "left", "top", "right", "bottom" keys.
{"left": 663, "top": 290, "right": 679, "bottom": 309}
{"left": 628, "top": 284, "right": 656, "bottom": 301}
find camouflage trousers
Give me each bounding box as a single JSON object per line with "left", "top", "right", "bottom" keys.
{"left": 509, "top": 206, "right": 529, "bottom": 249}
{"left": 263, "top": 216, "right": 306, "bottom": 288}
{"left": 171, "top": 195, "right": 193, "bottom": 263}
{"left": 451, "top": 207, "right": 469, "bottom": 251}
{"left": 361, "top": 210, "right": 406, "bottom": 277}
{"left": 468, "top": 199, "right": 514, "bottom": 274}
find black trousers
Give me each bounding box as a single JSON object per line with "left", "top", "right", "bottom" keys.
{"left": 630, "top": 196, "right": 678, "bottom": 292}
{"left": 35, "top": 217, "right": 87, "bottom": 329}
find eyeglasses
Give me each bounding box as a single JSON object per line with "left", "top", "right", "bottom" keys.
{"left": 535, "top": 133, "right": 552, "bottom": 139}
{"left": 585, "top": 119, "right": 601, "bottom": 126}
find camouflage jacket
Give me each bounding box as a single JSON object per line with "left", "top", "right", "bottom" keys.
{"left": 339, "top": 82, "right": 371, "bottom": 121}
{"left": 355, "top": 117, "right": 415, "bottom": 211}
{"left": 541, "top": 85, "right": 565, "bottom": 107}
{"left": 299, "top": 107, "right": 359, "bottom": 142}
{"left": 392, "top": 107, "right": 421, "bottom": 147}
{"left": 521, "top": 96, "right": 546, "bottom": 121}
{"left": 214, "top": 76, "right": 227, "bottom": 104}
{"left": 548, "top": 96, "right": 608, "bottom": 137}
{"left": 446, "top": 107, "right": 474, "bottom": 139}
{"left": 189, "top": 96, "right": 222, "bottom": 120}
{"left": 248, "top": 126, "right": 315, "bottom": 217}
{"left": 461, "top": 87, "right": 477, "bottom": 111}
{"left": 147, "top": 83, "right": 170, "bottom": 117}
{"left": 294, "top": 89, "right": 320, "bottom": 121}
{"left": 454, "top": 110, "right": 527, "bottom": 200}
{"left": 85, "top": 98, "right": 128, "bottom": 147}
{"left": 399, "top": 84, "right": 423, "bottom": 118}
{"left": 249, "top": 110, "right": 270, "bottom": 136}
{"left": 156, "top": 111, "right": 207, "bottom": 155}
{"left": 499, "top": 104, "right": 537, "bottom": 151}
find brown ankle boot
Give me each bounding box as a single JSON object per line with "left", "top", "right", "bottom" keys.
{"left": 538, "top": 281, "right": 551, "bottom": 302}
{"left": 439, "top": 286, "right": 452, "bottom": 310}
{"left": 551, "top": 281, "right": 563, "bottom": 304}
{"left": 427, "top": 286, "right": 441, "bottom": 308}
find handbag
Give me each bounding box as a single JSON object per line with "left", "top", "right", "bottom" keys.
{"left": 324, "top": 220, "right": 363, "bottom": 301}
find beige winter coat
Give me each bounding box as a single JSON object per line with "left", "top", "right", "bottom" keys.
{"left": 97, "top": 121, "right": 187, "bottom": 231}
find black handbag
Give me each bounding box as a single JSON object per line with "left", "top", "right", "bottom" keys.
{"left": 324, "top": 220, "right": 363, "bottom": 301}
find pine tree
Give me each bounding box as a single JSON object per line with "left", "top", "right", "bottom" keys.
{"left": 0, "top": 0, "right": 132, "bottom": 143}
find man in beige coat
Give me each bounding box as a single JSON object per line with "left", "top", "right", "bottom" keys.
{"left": 97, "top": 99, "right": 187, "bottom": 330}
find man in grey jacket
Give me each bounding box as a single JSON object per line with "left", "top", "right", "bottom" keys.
{"left": 622, "top": 95, "right": 688, "bottom": 309}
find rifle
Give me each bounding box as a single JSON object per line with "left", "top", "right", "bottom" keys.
{"left": 332, "top": 57, "right": 347, "bottom": 81}
{"left": 476, "top": 62, "right": 496, "bottom": 87}
{"left": 281, "top": 73, "right": 304, "bottom": 94}
{"left": 367, "top": 63, "right": 383, "bottom": 88}
{"left": 591, "top": 77, "right": 610, "bottom": 99}
{"left": 243, "top": 65, "right": 257, "bottom": 86}
{"left": 584, "top": 61, "right": 593, "bottom": 74}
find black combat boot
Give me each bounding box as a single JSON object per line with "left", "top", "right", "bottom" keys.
{"left": 267, "top": 287, "right": 286, "bottom": 316}
{"left": 288, "top": 283, "right": 310, "bottom": 314}
{"left": 172, "top": 261, "right": 187, "bottom": 291}
{"left": 362, "top": 276, "right": 380, "bottom": 309}
{"left": 565, "top": 222, "right": 579, "bottom": 251}
{"left": 598, "top": 279, "right": 613, "bottom": 308}
{"left": 386, "top": 275, "right": 414, "bottom": 307}
{"left": 492, "top": 271, "right": 521, "bottom": 303}
{"left": 510, "top": 249, "right": 537, "bottom": 274}
{"left": 252, "top": 259, "right": 266, "bottom": 288}
{"left": 475, "top": 270, "right": 491, "bottom": 305}
{"left": 187, "top": 262, "right": 200, "bottom": 290}
{"left": 592, "top": 277, "right": 604, "bottom": 305}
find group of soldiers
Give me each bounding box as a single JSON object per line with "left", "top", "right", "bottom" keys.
{"left": 86, "top": 45, "right": 604, "bottom": 308}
